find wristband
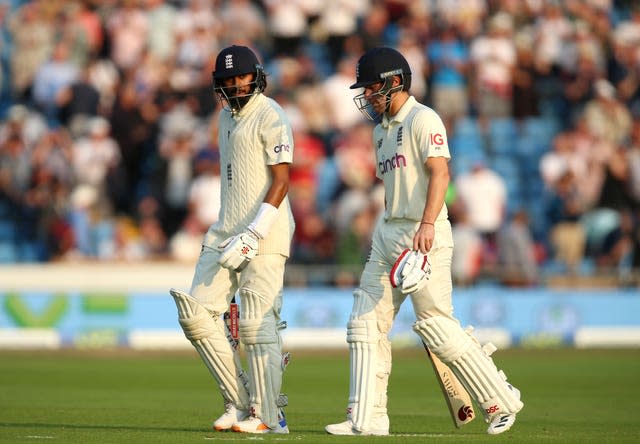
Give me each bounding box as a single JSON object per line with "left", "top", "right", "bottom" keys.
{"left": 420, "top": 221, "right": 434, "bottom": 226}
{"left": 248, "top": 202, "right": 278, "bottom": 238}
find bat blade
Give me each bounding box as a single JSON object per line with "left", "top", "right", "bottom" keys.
{"left": 423, "top": 342, "right": 475, "bottom": 428}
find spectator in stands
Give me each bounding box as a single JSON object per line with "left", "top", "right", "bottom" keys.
{"left": 71, "top": 117, "right": 121, "bottom": 217}
{"left": 263, "top": 0, "right": 308, "bottom": 57}
{"left": 137, "top": 213, "right": 169, "bottom": 259}
{"left": 73, "top": 0, "right": 104, "bottom": 57}
{"left": 322, "top": 55, "right": 363, "bottom": 134}
{"left": 596, "top": 143, "right": 635, "bottom": 212}
{"left": 594, "top": 209, "right": 635, "bottom": 275}
{"left": 532, "top": 1, "right": 573, "bottom": 71}
{"left": 31, "top": 41, "right": 80, "bottom": 126}
{"left": 55, "top": 2, "right": 91, "bottom": 68}
{"left": 449, "top": 199, "right": 483, "bottom": 286}
{"left": 545, "top": 170, "right": 587, "bottom": 275}
{"left": 357, "top": 1, "right": 390, "bottom": 51}
{"left": 0, "top": 132, "right": 30, "bottom": 238}
{"left": 173, "top": 10, "right": 218, "bottom": 92}
{"left": 396, "top": 29, "right": 428, "bottom": 102}
{"left": 511, "top": 26, "right": 540, "bottom": 120}
{"left": 0, "top": 104, "right": 47, "bottom": 149}
{"left": 157, "top": 127, "right": 197, "bottom": 238}
{"left": 187, "top": 148, "right": 221, "bottom": 231}
{"left": 105, "top": 0, "right": 149, "bottom": 72}
{"left": 426, "top": 22, "right": 470, "bottom": 132}
{"left": 317, "top": 0, "right": 369, "bottom": 69}
{"left": 497, "top": 209, "right": 539, "bottom": 286}
{"left": 433, "top": 0, "right": 486, "bottom": 42}
{"left": 540, "top": 130, "right": 588, "bottom": 190}
{"left": 109, "top": 80, "right": 158, "bottom": 214}
{"left": 57, "top": 63, "right": 100, "bottom": 128}
{"left": 583, "top": 79, "right": 632, "bottom": 146}
{"left": 469, "top": 11, "right": 517, "bottom": 118}
{"left": 7, "top": 1, "right": 54, "bottom": 101}
{"left": 333, "top": 189, "right": 376, "bottom": 286}
{"left": 144, "top": 0, "right": 177, "bottom": 63}
{"left": 562, "top": 45, "right": 604, "bottom": 128}
{"left": 289, "top": 116, "right": 327, "bottom": 190}
{"left": 610, "top": 21, "right": 640, "bottom": 118}
{"left": 169, "top": 211, "right": 206, "bottom": 263}
{"left": 454, "top": 161, "right": 507, "bottom": 244}
{"left": 290, "top": 177, "right": 336, "bottom": 265}
{"left": 220, "top": 0, "right": 266, "bottom": 46}
{"left": 563, "top": 115, "right": 603, "bottom": 210}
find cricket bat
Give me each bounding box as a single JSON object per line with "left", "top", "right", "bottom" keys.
{"left": 224, "top": 297, "right": 240, "bottom": 343}
{"left": 422, "top": 342, "right": 475, "bottom": 428}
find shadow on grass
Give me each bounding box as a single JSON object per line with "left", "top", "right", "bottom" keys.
{"left": 0, "top": 422, "right": 204, "bottom": 433}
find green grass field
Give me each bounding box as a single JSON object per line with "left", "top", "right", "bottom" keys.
{"left": 1, "top": 348, "right": 639, "bottom": 443}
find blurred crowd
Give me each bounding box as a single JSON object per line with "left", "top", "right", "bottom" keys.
{"left": 0, "top": 0, "right": 640, "bottom": 287}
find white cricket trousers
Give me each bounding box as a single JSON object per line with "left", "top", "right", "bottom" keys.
{"left": 354, "top": 218, "right": 456, "bottom": 325}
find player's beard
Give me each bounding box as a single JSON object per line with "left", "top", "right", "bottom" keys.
{"left": 220, "top": 85, "right": 255, "bottom": 113}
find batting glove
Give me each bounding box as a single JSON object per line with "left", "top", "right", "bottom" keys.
{"left": 390, "top": 248, "right": 431, "bottom": 294}
{"left": 218, "top": 230, "right": 259, "bottom": 271}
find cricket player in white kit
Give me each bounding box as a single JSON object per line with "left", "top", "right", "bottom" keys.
{"left": 170, "top": 45, "right": 294, "bottom": 434}
{"left": 325, "top": 47, "right": 523, "bottom": 436}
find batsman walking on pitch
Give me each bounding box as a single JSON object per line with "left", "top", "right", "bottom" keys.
{"left": 170, "top": 45, "right": 294, "bottom": 434}
{"left": 325, "top": 47, "right": 523, "bottom": 436}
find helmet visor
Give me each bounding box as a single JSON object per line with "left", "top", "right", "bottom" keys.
{"left": 213, "top": 74, "right": 258, "bottom": 113}
{"left": 352, "top": 78, "right": 402, "bottom": 122}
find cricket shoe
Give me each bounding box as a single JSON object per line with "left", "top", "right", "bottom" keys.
{"left": 325, "top": 417, "right": 389, "bottom": 436}
{"left": 487, "top": 385, "right": 522, "bottom": 435}
{"left": 231, "top": 409, "right": 289, "bottom": 434}
{"left": 212, "top": 403, "right": 249, "bottom": 431}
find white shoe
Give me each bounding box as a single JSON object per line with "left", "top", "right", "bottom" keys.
{"left": 212, "top": 403, "right": 249, "bottom": 432}
{"left": 232, "top": 409, "right": 289, "bottom": 434}
{"left": 486, "top": 384, "right": 522, "bottom": 435}
{"left": 487, "top": 413, "right": 517, "bottom": 435}
{"left": 325, "top": 419, "right": 389, "bottom": 436}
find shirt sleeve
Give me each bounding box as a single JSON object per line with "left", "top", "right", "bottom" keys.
{"left": 260, "top": 105, "right": 294, "bottom": 165}
{"left": 414, "top": 108, "right": 451, "bottom": 163}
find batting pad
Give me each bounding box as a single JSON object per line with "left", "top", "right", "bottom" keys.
{"left": 170, "top": 289, "right": 249, "bottom": 410}
{"left": 414, "top": 316, "right": 523, "bottom": 419}
{"left": 239, "top": 287, "right": 283, "bottom": 429}
{"left": 347, "top": 318, "right": 378, "bottom": 433}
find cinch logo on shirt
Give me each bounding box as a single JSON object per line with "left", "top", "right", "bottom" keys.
{"left": 378, "top": 152, "right": 407, "bottom": 175}
{"left": 273, "top": 144, "right": 290, "bottom": 153}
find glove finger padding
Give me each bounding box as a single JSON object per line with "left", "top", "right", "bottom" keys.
{"left": 218, "top": 232, "right": 259, "bottom": 271}
{"left": 390, "top": 249, "right": 431, "bottom": 294}
{"left": 390, "top": 249, "right": 411, "bottom": 288}
{"left": 400, "top": 250, "right": 431, "bottom": 294}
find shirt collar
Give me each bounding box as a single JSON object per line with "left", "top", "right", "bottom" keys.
{"left": 381, "top": 95, "right": 416, "bottom": 128}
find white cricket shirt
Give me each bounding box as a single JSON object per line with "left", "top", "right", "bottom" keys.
{"left": 374, "top": 96, "right": 451, "bottom": 222}
{"left": 204, "top": 93, "right": 295, "bottom": 256}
